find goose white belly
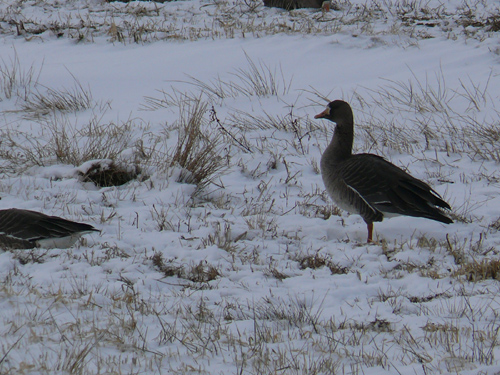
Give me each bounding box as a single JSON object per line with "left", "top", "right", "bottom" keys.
{"left": 36, "top": 234, "right": 83, "bottom": 249}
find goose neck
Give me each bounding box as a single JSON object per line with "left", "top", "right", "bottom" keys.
{"left": 325, "top": 121, "right": 353, "bottom": 162}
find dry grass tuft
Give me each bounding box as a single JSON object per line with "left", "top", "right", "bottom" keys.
{"left": 0, "top": 113, "right": 137, "bottom": 172}
{"left": 264, "top": 267, "right": 290, "bottom": 281}
{"left": 11, "top": 249, "right": 49, "bottom": 265}
{"left": 0, "top": 52, "right": 40, "bottom": 101}
{"left": 328, "top": 262, "right": 350, "bottom": 275}
{"left": 231, "top": 53, "right": 292, "bottom": 97}
{"left": 169, "top": 100, "right": 227, "bottom": 190}
{"left": 151, "top": 252, "right": 183, "bottom": 278}
{"left": 455, "top": 259, "right": 500, "bottom": 282}
{"left": 200, "top": 221, "right": 240, "bottom": 253}
{"left": 186, "top": 261, "right": 221, "bottom": 283}
{"left": 296, "top": 253, "right": 349, "bottom": 275}
{"left": 298, "top": 200, "right": 342, "bottom": 220}
{"left": 150, "top": 252, "right": 221, "bottom": 283}
{"left": 298, "top": 253, "right": 328, "bottom": 270}
{"left": 17, "top": 78, "right": 97, "bottom": 118}
{"left": 488, "top": 217, "right": 500, "bottom": 232}
{"left": 143, "top": 54, "right": 292, "bottom": 112}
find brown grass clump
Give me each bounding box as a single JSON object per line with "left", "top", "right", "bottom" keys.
{"left": 150, "top": 252, "right": 220, "bottom": 283}
{"left": 78, "top": 160, "right": 141, "bottom": 187}
{"left": 454, "top": 259, "right": 500, "bottom": 282}
{"left": 0, "top": 115, "right": 135, "bottom": 172}
{"left": 296, "top": 253, "right": 349, "bottom": 275}
{"left": 298, "top": 253, "right": 328, "bottom": 270}
{"left": 170, "top": 100, "right": 227, "bottom": 190}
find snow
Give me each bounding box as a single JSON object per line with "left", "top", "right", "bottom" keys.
{"left": 1, "top": 0, "right": 500, "bottom": 374}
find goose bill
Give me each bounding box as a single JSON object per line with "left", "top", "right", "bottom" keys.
{"left": 314, "top": 107, "right": 330, "bottom": 119}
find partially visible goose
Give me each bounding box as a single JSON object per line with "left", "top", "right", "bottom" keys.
{"left": 0, "top": 208, "right": 99, "bottom": 249}
{"left": 315, "top": 100, "right": 452, "bottom": 243}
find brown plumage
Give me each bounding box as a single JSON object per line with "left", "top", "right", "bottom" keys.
{"left": 315, "top": 100, "right": 452, "bottom": 242}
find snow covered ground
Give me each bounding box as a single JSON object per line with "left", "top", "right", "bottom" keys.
{"left": 1, "top": 0, "right": 500, "bottom": 374}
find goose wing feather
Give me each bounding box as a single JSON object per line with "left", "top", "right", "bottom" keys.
{"left": 338, "top": 154, "right": 452, "bottom": 223}
{"left": 0, "top": 209, "right": 98, "bottom": 242}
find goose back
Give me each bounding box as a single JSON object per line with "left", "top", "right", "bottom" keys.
{"left": 0, "top": 209, "right": 99, "bottom": 249}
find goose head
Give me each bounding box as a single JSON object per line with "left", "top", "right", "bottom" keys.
{"left": 314, "top": 100, "right": 353, "bottom": 124}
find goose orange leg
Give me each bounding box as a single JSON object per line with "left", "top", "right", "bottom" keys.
{"left": 367, "top": 223, "right": 374, "bottom": 243}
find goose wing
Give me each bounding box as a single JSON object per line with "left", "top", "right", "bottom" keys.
{"left": 339, "top": 154, "right": 452, "bottom": 224}
{"left": 0, "top": 209, "right": 98, "bottom": 243}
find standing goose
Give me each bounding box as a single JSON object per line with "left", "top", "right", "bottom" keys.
{"left": 0, "top": 208, "right": 99, "bottom": 249}
{"left": 315, "top": 100, "right": 452, "bottom": 243}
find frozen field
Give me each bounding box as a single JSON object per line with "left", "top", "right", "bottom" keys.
{"left": 1, "top": 0, "right": 500, "bottom": 374}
